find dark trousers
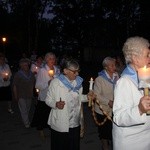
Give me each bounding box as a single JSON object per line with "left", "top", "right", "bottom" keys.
{"left": 51, "top": 126, "right": 80, "bottom": 150}
{"left": 96, "top": 113, "right": 112, "bottom": 140}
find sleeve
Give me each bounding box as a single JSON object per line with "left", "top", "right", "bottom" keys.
{"left": 79, "top": 87, "right": 88, "bottom": 102}
{"left": 12, "top": 73, "right": 18, "bottom": 86}
{"left": 113, "top": 77, "right": 146, "bottom": 127}
{"left": 45, "top": 79, "right": 59, "bottom": 109}
{"left": 94, "top": 77, "right": 110, "bottom": 105}
{"left": 7, "top": 64, "right": 12, "bottom": 79}
{"left": 35, "top": 68, "right": 49, "bottom": 90}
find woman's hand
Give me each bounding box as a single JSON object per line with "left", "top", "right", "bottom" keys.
{"left": 3, "top": 76, "right": 9, "bottom": 81}
{"left": 108, "top": 100, "right": 113, "bottom": 108}
{"left": 56, "top": 99, "right": 65, "bottom": 109}
{"left": 87, "top": 90, "right": 96, "bottom": 101}
{"left": 138, "top": 96, "right": 150, "bottom": 115}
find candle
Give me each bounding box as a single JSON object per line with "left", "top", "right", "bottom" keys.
{"left": 48, "top": 69, "right": 54, "bottom": 77}
{"left": 138, "top": 66, "right": 150, "bottom": 114}
{"left": 138, "top": 66, "right": 150, "bottom": 80}
{"left": 88, "top": 77, "right": 94, "bottom": 107}
{"left": 138, "top": 66, "right": 150, "bottom": 96}
{"left": 36, "top": 88, "right": 39, "bottom": 93}
{"left": 35, "top": 66, "right": 38, "bottom": 70}
{"left": 89, "top": 77, "right": 94, "bottom": 90}
{"left": 5, "top": 73, "right": 8, "bottom": 77}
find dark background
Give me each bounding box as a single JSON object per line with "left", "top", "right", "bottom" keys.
{"left": 0, "top": 0, "right": 150, "bottom": 86}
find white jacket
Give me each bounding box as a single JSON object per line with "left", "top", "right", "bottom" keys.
{"left": 45, "top": 77, "right": 87, "bottom": 132}
{"left": 35, "top": 65, "right": 59, "bottom": 101}
{"left": 113, "top": 76, "right": 150, "bottom": 150}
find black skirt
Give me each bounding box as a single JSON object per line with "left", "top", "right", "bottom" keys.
{"left": 96, "top": 113, "right": 112, "bottom": 140}
{"left": 31, "top": 100, "right": 51, "bottom": 130}
{"left": 51, "top": 126, "right": 80, "bottom": 150}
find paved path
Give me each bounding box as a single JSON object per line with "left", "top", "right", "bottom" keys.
{"left": 0, "top": 101, "right": 103, "bottom": 150}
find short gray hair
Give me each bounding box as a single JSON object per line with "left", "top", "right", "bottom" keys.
{"left": 102, "top": 57, "right": 116, "bottom": 68}
{"left": 45, "top": 52, "right": 56, "bottom": 62}
{"left": 61, "top": 58, "right": 79, "bottom": 72}
{"left": 122, "top": 36, "right": 150, "bottom": 64}
{"left": 19, "top": 58, "right": 30, "bottom": 66}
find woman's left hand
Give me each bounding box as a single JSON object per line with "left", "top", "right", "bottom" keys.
{"left": 108, "top": 100, "right": 113, "bottom": 108}
{"left": 87, "top": 91, "right": 96, "bottom": 101}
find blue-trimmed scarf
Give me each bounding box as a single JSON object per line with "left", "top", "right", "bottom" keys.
{"left": 121, "top": 65, "right": 138, "bottom": 87}
{"left": 18, "top": 70, "right": 32, "bottom": 80}
{"left": 98, "top": 70, "right": 118, "bottom": 88}
{"left": 57, "top": 74, "right": 83, "bottom": 93}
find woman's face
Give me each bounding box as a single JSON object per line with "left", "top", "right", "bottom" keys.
{"left": 105, "top": 60, "right": 117, "bottom": 74}
{"left": 135, "top": 48, "right": 150, "bottom": 69}
{"left": 46, "top": 55, "right": 56, "bottom": 67}
{"left": 20, "top": 62, "right": 30, "bottom": 72}
{"left": 64, "top": 67, "right": 80, "bottom": 81}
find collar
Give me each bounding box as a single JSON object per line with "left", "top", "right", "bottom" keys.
{"left": 121, "top": 64, "right": 138, "bottom": 87}
{"left": 57, "top": 74, "right": 83, "bottom": 93}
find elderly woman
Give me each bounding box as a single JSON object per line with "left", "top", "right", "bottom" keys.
{"left": 31, "top": 52, "right": 60, "bottom": 138}
{"left": 113, "top": 36, "right": 150, "bottom": 150}
{"left": 45, "top": 58, "right": 94, "bottom": 150}
{"left": 0, "top": 53, "right": 13, "bottom": 113}
{"left": 93, "top": 57, "right": 119, "bottom": 150}
{"left": 13, "top": 58, "right": 35, "bottom": 128}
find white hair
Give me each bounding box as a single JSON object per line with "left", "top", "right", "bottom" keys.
{"left": 102, "top": 57, "right": 116, "bottom": 68}
{"left": 44, "top": 52, "right": 56, "bottom": 62}
{"left": 122, "top": 36, "right": 150, "bottom": 64}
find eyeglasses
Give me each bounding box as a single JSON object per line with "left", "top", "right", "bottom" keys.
{"left": 67, "top": 68, "right": 80, "bottom": 74}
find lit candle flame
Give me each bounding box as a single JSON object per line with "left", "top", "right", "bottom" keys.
{"left": 89, "top": 77, "right": 94, "bottom": 90}
{"left": 36, "top": 89, "right": 39, "bottom": 93}
{"left": 138, "top": 65, "right": 150, "bottom": 80}
{"left": 48, "top": 70, "right": 54, "bottom": 77}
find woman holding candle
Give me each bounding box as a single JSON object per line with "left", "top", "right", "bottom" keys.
{"left": 93, "top": 56, "right": 119, "bottom": 150}
{"left": 30, "top": 55, "right": 44, "bottom": 100}
{"left": 30, "top": 55, "right": 44, "bottom": 78}
{"left": 113, "top": 36, "right": 150, "bottom": 150}
{"left": 0, "top": 53, "right": 14, "bottom": 114}
{"left": 31, "top": 52, "right": 60, "bottom": 138}
{"left": 45, "top": 58, "right": 94, "bottom": 150}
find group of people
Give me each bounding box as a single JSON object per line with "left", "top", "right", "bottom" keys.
{"left": 1, "top": 36, "right": 150, "bottom": 150}
{"left": 93, "top": 36, "right": 150, "bottom": 150}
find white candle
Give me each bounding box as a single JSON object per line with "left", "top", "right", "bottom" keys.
{"left": 48, "top": 69, "right": 54, "bottom": 77}
{"left": 36, "top": 88, "right": 39, "bottom": 93}
{"left": 138, "top": 66, "right": 150, "bottom": 80}
{"left": 89, "top": 77, "right": 94, "bottom": 90}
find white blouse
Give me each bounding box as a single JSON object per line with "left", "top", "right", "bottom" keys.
{"left": 0, "top": 64, "right": 12, "bottom": 87}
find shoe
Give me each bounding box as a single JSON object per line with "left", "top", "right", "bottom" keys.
{"left": 8, "top": 109, "right": 14, "bottom": 114}
{"left": 25, "top": 124, "right": 30, "bottom": 128}
{"left": 39, "top": 130, "right": 46, "bottom": 140}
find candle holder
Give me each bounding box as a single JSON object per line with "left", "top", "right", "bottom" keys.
{"left": 138, "top": 66, "right": 150, "bottom": 114}
{"left": 88, "top": 77, "right": 94, "bottom": 107}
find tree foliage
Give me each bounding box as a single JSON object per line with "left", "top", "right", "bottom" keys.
{"left": 0, "top": 0, "right": 149, "bottom": 61}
